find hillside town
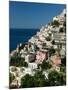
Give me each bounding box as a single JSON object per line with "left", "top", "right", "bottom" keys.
{"left": 9, "top": 9, "right": 66, "bottom": 88}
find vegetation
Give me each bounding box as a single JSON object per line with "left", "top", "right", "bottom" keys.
{"left": 21, "top": 74, "right": 34, "bottom": 88}
{"left": 38, "top": 60, "right": 52, "bottom": 70}
{"left": 21, "top": 68, "right": 66, "bottom": 88}
{"left": 59, "top": 27, "right": 64, "bottom": 33}
{"left": 9, "top": 9, "right": 66, "bottom": 88}
{"left": 48, "top": 70, "right": 66, "bottom": 86}
{"left": 9, "top": 73, "right": 15, "bottom": 85}
{"left": 46, "top": 36, "right": 51, "bottom": 41}
{"left": 63, "top": 21, "right": 66, "bottom": 32}
{"left": 18, "top": 43, "right": 25, "bottom": 51}
{"left": 35, "top": 44, "right": 39, "bottom": 50}
{"left": 63, "top": 21, "right": 66, "bottom": 27}
{"left": 10, "top": 56, "right": 28, "bottom": 67}
{"left": 52, "top": 40, "right": 55, "bottom": 45}
{"left": 49, "top": 48, "right": 55, "bottom": 56}
{"left": 52, "top": 25, "right": 56, "bottom": 28}
{"left": 21, "top": 71, "right": 47, "bottom": 88}
{"left": 64, "top": 14, "right": 66, "bottom": 17}
{"left": 51, "top": 20, "right": 60, "bottom": 27}
{"left": 33, "top": 70, "right": 46, "bottom": 87}
{"left": 60, "top": 66, "right": 66, "bottom": 73}
{"left": 61, "top": 56, "right": 66, "bottom": 66}
{"left": 11, "top": 67, "right": 17, "bottom": 72}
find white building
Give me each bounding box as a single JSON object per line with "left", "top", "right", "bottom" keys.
{"left": 28, "top": 63, "right": 37, "bottom": 70}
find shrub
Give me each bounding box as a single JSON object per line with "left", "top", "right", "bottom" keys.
{"left": 21, "top": 74, "right": 34, "bottom": 88}
{"left": 11, "top": 67, "right": 17, "bottom": 72}
{"left": 41, "top": 61, "right": 52, "bottom": 70}
{"left": 9, "top": 73, "right": 15, "bottom": 84}
{"left": 38, "top": 61, "right": 52, "bottom": 71}
{"left": 59, "top": 27, "right": 64, "bottom": 32}
{"left": 60, "top": 66, "right": 66, "bottom": 73}
{"left": 10, "top": 56, "right": 28, "bottom": 67}
{"left": 48, "top": 70, "right": 66, "bottom": 86}
{"left": 49, "top": 48, "right": 55, "bottom": 56}
{"left": 52, "top": 40, "right": 55, "bottom": 45}
{"left": 46, "top": 36, "right": 51, "bottom": 41}
{"left": 21, "top": 71, "right": 47, "bottom": 87}
{"left": 51, "top": 20, "right": 60, "bottom": 27}
{"left": 61, "top": 56, "right": 66, "bottom": 66}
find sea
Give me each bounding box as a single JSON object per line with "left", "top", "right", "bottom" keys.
{"left": 10, "top": 28, "right": 40, "bottom": 51}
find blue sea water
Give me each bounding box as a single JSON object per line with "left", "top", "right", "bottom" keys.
{"left": 10, "top": 28, "right": 40, "bottom": 51}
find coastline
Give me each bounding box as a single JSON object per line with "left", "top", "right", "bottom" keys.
{"left": 9, "top": 9, "right": 66, "bottom": 88}
{"left": 10, "top": 28, "right": 40, "bottom": 51}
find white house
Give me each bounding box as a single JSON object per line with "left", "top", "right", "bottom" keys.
{"left": 28, "top": 63, "right": 37, "bottom": 70}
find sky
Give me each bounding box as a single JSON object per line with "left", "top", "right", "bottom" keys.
{"left": 9, "top": 1, "right": 66, "bottom": 29}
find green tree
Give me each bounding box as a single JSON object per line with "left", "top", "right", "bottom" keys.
{"left": 10, "top": 56, "right": 28, "bottom": 67}
{"left": 48, "top": 70, "right": 66, "bottom": 86}
{"left": 23, "top": 62, "right": 28, "bottom": 67}
{"left": 39, "top": 61, "right": 52, "bottom": 71}
{"left": 33, "top": 70, "right": 46, "bottom": 87}
{"left": 59, "top": 27, "right": 64, "bottom": 33}
{"left": 21, "top": 74, "right": 34, "bottom": 88}
{"left": 34, "top": 70, "right": 44, "bottom": 79}
{"left": 49, "top": 48, "right": 55, "bottom": 56}
{"left": 60, "top": 66, "right": 66, "bottom": 73}
{"left": 21, "top": 71, "right": 48, "bottom": 88}
{"left": 33, "top": 78, "right": 46, "bottom": 87}
{"left": 51, "top": 20, "right": 60, "bottom": 27}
